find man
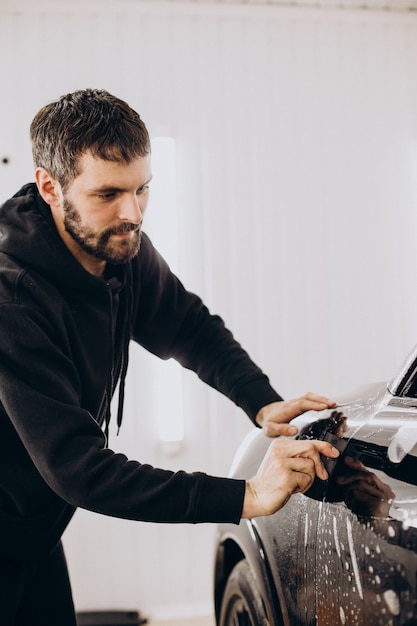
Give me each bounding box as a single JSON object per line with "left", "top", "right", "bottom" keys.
{"left": 0, "top": 89, "right": 338, "bottom": 624}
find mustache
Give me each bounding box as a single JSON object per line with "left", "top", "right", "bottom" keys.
{"left": 107, "top": 222, "right": 142, "bottom": 236}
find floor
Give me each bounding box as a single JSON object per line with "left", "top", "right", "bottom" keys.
{"left": 77, "top": 612, "right": 215, "bottom": 626}
{"left": 147, "top": 617, "right": 215, "bottom": 626}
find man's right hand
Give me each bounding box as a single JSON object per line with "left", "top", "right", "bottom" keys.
{"left": 241, "top": 439, "right": 340, "bottom": 519}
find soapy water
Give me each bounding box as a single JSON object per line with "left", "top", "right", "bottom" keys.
{"left": 311, "top": 502, "right": 417, "bottom": 624}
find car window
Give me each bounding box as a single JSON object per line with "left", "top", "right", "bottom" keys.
{"left": 389, "top": 346, "right": 417, "bottom": 399}
{"left": 398, "top": 361, "right": 417, "bottom": 398}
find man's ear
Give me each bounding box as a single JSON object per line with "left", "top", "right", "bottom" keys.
{"left": 35, "top": 168, "right": 63, "bottom": 208}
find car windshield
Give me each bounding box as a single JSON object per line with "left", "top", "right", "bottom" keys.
{"left": 389, "top": 344, "right": 417, "bottom": 399}
{"left": 397, "top": 361, "right": 417, "bottom": 398}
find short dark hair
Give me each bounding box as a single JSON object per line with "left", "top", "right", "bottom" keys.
{"left": 30, "top": 89, "right": 151, "bottom": 190}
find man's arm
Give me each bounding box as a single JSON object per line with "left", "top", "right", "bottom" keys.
{"left": 133, "top": 236, "right": 336, "bottom": 424}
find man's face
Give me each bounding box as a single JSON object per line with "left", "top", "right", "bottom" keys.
{"left": 59, "top": 151, "right": 152, "bottom": 270}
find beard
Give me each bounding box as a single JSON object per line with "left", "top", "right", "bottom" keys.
{"left": 63, "top": 197, "right": 142, "bottom": 265}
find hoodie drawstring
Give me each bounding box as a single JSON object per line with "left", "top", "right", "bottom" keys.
{"left": 103, "top": 267, "right": 132, "bottom": 443}
{"left": 116, "top": 264, "right": 134, "bottom": 435}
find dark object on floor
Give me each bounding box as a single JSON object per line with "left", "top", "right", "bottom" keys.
{"left": 76, "top": 610, "right": 148, "bottom": 625}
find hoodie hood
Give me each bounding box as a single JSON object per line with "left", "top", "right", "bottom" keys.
{"left": 0, "top": 182, "right": 120, "bottom": 293}
{"left": 0, "top": 183, "right": 131, "bottom": 438}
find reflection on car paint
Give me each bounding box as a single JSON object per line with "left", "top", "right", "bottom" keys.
{"left": 388, "top": 426, "right": 417, "bottom": 464}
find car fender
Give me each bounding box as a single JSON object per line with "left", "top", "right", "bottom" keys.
{"left": 214, "top": 517, "right": 284, "bottom": 625}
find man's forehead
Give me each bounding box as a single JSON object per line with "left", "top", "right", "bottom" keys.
{"left": 75, "top": 151, "right": 152, "bottom": 183}
{"left": 78, "top": 150, "right": 151, "bottom": 169}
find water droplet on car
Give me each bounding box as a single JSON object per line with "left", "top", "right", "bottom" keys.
{"left": 383, "top": 589, "right": 400, "bottom": 616}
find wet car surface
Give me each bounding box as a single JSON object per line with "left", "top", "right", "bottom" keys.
{"left": 214, "top": 345, "right": 417, "bottom": 625}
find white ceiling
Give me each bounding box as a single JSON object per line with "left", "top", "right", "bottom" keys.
{"left": 8, "top": 0, "right": 417, "bottom": 11}
{"left": 121, "top": 0, "right": 417, "bottom": 10}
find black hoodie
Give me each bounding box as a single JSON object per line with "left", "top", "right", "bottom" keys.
{"left": 0, "top": 183, "right": 282, "bottom": 559}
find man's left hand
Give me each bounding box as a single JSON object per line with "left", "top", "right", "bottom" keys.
{"left": 255, "top": 392, "right": 337, "bottom": 438}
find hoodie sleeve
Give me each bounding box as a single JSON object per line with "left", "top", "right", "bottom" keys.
{"left": 132, "top": 233, "right": 283, "bottom": 422}
{"left": 0, "top": 271, "right": 245, "bottom": 526}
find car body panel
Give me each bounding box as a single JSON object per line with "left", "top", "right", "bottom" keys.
{"left": 214, "top": 345, "right": 417, "bottom": 625}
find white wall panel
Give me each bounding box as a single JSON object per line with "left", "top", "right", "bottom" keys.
{"left": 1, "top": 1, "right": 417, "bottom": 620}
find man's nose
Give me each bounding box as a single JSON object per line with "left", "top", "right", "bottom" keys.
{"left": 119, "top": 195, "right": 143, "bottom": 224}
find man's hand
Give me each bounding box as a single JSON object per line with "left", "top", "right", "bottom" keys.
{"left": 241, "top": 439, "right": 339, "bottom": 519}
{"left": 255, "top": 392, "right": 337, "bottom": 437}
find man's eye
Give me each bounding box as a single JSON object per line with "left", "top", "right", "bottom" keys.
{"left": 137, "top": 185, "right": 150, "bottom": 195}
{"left": 98, "top": 192, "right": 116, "bottom": 200}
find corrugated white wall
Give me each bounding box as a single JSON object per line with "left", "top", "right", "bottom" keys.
{"left": 1, "top": 1, "right": 417, "bottom": 620}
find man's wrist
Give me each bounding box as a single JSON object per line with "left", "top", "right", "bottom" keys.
{"left": 241, "top": 481, "right": 256, "bottom": 519}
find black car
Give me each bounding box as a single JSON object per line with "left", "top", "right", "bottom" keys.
{"left": 214, "top": 345, "right": 417, "bottom": 625}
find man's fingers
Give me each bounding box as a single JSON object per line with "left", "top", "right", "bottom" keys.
{"left": 243, "top": 439, "right": 340, "bottom": 518}
{"left": 270, "top": 438, "right": 340, "bottom": 459}
{"left": 270, "top": 438, "right": 339, "bottom": 482}
{"left": 305, "top": 440, "right": 340, "bottom": 481}
{"left": 289, "top": 457, "right": 317, "bottom": 493}
{"left": 304, "top": 391, "right": 336, "bottom": 404}
{"left": 296, "top": 392, "right": 337, "bottom": 412}
{"left": 313, "top": 440, "right": 340, "bottom": 458}
{"left": 256, "top": 393, "right": 337, "bottom": 437}
{"left": 266, "top": 422, "right": 299, "bottom": 438}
